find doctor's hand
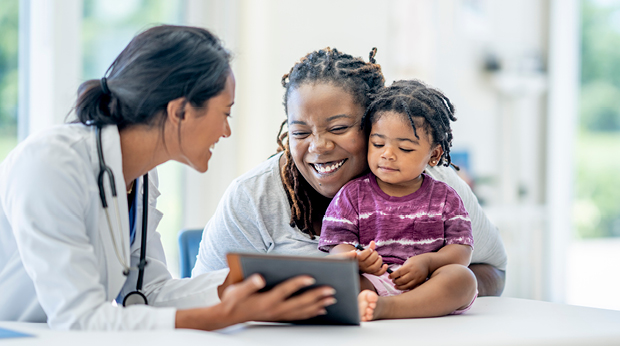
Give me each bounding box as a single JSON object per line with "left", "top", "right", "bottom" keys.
{"left": 221, "top": 274, "right": 337, "bottom": 322}
{"left": 175, "top": 274, "right": 336, "bottom": 331}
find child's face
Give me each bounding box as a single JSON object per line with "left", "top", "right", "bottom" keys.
{"left": 368, "top": 111, "right": 442, "bottom": 189}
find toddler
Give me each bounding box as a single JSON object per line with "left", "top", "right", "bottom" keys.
{"left": 318, "top": 80, "right": 477, "bottom": 321}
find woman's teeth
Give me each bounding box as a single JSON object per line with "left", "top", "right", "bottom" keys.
{"left": 313, "top": 160, "right": 345, "bottom": 174}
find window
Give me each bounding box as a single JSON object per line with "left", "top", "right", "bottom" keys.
{"left": 82, "top": 0, "right": 185, "bottom": 277}
{"left": 82, "top": 0, "right": 183, "bottom": 79}
{"left": 567, "top": 0, "right": 620, "bottom": 310}
{"left": 0, "top": 0, "right": 19, "bottom": 162}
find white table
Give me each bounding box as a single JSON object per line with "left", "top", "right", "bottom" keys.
{"left": 3, "top": 297, "right": 620, "bottom": 346}
{"left": 0, "top": 321, "right": 248, "bottom": 346}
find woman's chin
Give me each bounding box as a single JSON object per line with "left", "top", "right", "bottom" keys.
{"left": 314, "top": 186, "right": 339, "bottom": 199}
{"left": 308, "top": 175, "right": 347, "bottom": 199}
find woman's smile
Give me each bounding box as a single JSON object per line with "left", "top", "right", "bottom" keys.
{"left": 311, "top": 159, "right": 347, "bottom": 175}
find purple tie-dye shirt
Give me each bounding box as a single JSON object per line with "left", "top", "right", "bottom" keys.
{"left": 318, "top": 172, "right": 473, "bottom": 265}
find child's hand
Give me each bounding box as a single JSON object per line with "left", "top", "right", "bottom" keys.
{"left": 388, "top": 255, "right": 431, "bottom": 290}
{"left": 357, "top": 241, "right": 388, "bottom": 276}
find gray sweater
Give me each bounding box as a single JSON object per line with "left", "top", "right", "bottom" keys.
{"left": 193, "top": 153, "right": 507, "bottom": 276}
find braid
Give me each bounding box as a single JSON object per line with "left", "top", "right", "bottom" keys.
{"left": 363, "top": 80, "right": 457, "bottom": 167}
{"left": 278, "top": 47, "right": 385, "bottom": 238}
{"left": 369, "top": 47, "right": 377, "bottom": 64}
{"left": 276, "top": 121, "right": 316, "bottom": 238}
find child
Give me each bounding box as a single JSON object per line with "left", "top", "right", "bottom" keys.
{"left": 318, "top": 80, "right": 478, "bottom": 321}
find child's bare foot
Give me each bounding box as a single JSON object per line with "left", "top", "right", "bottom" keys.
{"left": 358, "top": 290, "right": 379, "bottom": 321}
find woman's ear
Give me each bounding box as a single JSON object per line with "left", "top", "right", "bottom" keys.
{"left": 166, "top": 97, "right": 188, "bottom": 126}
{"left": 428, "top": 145, "right": 444, "bottom": 167}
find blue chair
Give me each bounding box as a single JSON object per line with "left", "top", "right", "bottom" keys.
{"left": 178, "top": 229, "right": 204, "bottom": 278}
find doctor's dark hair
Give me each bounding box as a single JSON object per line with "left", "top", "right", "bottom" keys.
{"left": 275, "top": 47, "right": 385, "bottom": 239}
{"left": 362, "top": 79, "right": 457, "bottom": 167}
{"left": 75, "top": 25, "right": 231, "bottom": 130}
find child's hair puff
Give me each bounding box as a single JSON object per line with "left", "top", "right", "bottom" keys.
{"left": 362, "top": 79, "right": 457, "bottom": 167}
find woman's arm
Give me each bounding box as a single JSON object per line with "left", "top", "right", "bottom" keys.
{"left": 469, "top": 263, "right": 505, "bottom": 296}
{"left": 193, "top": 156, "right": 296, "bottom": 276}
{"left": 193, "top": 180, "right": 271, "bottom": 275}
{"left": 425, "top": 165, "right": 508, "bottom": 294}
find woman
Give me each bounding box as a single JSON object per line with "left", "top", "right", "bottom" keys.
{"left": 0, "top": 25, "right": 336, "bottom": 330}
{"left": 194, "top": 48, "right": 508, "bottom": 296}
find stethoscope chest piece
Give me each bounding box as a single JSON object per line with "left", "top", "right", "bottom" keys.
{"left": 123, "top": 290, "right": 148, "bottom": 306}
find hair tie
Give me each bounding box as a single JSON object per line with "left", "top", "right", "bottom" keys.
{"left": 100, "top": 77, "right": 111, "bottom": 95}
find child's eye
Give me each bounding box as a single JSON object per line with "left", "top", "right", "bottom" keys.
{"left": 400, "top": 148, "right": 414, "bottom": 153}
{"left": 372, "top": 143, "right": 384, "bottom": 148}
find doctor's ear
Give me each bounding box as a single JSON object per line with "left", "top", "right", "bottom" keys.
{"left": 166, "top": 97, "right": 188, "bottom": 125}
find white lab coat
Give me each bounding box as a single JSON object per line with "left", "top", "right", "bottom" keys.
{"left": 0, "top": 124, "right": 228, "bottom": 330}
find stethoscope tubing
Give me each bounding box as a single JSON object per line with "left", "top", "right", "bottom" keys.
{"left": 95, "top": 125, "right": 149, "bottom": 304}
{"left": 136, "top": 174, "right": 148, "bottom": 291}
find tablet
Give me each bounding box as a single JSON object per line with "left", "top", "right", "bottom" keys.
{"left": 226, "top": 252, "right": 360, "bottom": 325}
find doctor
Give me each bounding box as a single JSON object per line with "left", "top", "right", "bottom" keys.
{"left": 0, "top": 25, "right": 336, "bottom": 330}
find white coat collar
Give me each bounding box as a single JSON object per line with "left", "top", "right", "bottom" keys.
{"left": 88, "top": 125, "right": 131, "bottom": 301}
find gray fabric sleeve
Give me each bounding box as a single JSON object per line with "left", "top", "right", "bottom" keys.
{"left": 192, "top": 154, "right": 325, "bottom": 276}
{"left": 192, "top": 179, "right": 273, "bottom": 275}
{"left": 426, "top": 165, "right": 508, "bottom": 270}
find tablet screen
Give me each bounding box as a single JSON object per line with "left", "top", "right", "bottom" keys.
{"left": 227, "top": 253, "right": 360, "bottom": 325}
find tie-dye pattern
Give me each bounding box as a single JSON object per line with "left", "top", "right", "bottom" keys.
{"left": 318, "top": 172, "right": 473, "bottom": 265}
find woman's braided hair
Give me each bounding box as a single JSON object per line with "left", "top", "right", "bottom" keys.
{"left": 361, "top": 79, "right": 457, "bottom": 167}
{"left": 276, "top": 47, "right": 384, "bottom": 239}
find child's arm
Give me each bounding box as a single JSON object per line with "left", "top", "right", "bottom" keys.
{"left": 330, "top": 241, "right": 388, "bottom": 276}
{"left": 389, "top": 244, "right": 472, "bottom": 290}
{"left": 421, "top": 243, "right": 472, "bottom": 269}
{"left": 389, "top": 182, "right": 474, "bottom": 289}
{"left": 330, "top": 243, "right": 357, "bottom": 255}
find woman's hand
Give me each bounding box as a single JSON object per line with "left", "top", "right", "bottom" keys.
{"left": 176, "top": 274, "right": 336, "bottom": 331}
{"left": 389, "top": 255, "right": 431, "bottom": 290}
{"left": 357, "top": 241, "right": 388, "bottom": 276}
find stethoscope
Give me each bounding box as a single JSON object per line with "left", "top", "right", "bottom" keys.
{"left": 95, "top": 125, "right": 149, "bottom": 306}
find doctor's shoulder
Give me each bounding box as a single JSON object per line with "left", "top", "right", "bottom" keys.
{"left": 1, "top": 124, "right": 94, "bottom": 184}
